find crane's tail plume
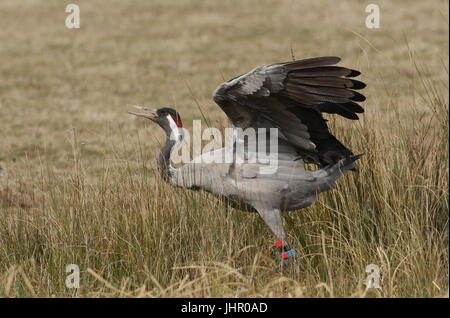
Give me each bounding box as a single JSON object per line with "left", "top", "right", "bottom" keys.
{"left": 323, "top": 153, "right": 363, "bottom": 176}
{"left": 341, "top": 153, "right": 364, "bottom": 169}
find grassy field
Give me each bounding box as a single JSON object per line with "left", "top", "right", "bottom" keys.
{"left": 0, "top": 0, "right": 448, "bottom": 297}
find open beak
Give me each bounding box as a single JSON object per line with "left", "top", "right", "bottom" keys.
{"left": 127, "top": 104, "right": 158, "bottom": 120}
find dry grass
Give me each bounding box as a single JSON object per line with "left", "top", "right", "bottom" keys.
{"left": 0, "top": 0, "right": 448, "bottom": 297}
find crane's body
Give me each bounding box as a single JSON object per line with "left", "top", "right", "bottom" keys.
{"left": 168, "top": 136, "right": 356, "bottom": 213}
{"left": 129, "top": 56, "right": 366, "bottom": 260}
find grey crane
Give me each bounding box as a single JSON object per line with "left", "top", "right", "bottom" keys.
{"left": 129, "top": 56, "right": 366, "bottom": 260}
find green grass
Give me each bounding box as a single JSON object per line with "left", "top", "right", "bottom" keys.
{"left": 0, "top": 0, "right": 448, "bottom": 297}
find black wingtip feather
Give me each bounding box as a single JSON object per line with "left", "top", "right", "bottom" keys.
{"left": 334, "top": 104, "right": 360, "bottom": 119}
{"left": 349, "top": 80, "right": 366, "bottom": 89}
{"left": 345, "top": 113, "right": 359, "bottom": 120}
{"left": 341, "top": 102, "right": 365, "bottom": 113}
{"left": 350, "top": 91, "right": 366, "bottom": 102}
{"left": 347, "top": 70, "right": 361, "bottom": 77}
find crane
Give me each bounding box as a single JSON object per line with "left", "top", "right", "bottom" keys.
{"left": 128, "top": 56, "right": 366, "bottom": 262}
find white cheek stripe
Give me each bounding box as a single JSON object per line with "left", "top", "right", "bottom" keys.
{"left": 167, "top": 114, "right": 181, "bottom": 141}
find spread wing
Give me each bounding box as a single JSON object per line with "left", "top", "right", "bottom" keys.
{"left": 212, "top": 56, "right": 366, "bottom": 166}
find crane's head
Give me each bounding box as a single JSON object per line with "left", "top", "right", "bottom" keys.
{"left": 128, "top": 105, "right": 183, "bottom": 137}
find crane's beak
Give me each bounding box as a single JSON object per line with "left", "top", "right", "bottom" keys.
{"left": 127, "top": 104, "right": 158, "bottom": 120}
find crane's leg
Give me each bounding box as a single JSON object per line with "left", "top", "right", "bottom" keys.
{"left": 256, "top": 208, "right": 296, "bottom": 265}
{"left": 257, "top": 208, "right": 286, "bottom": 242}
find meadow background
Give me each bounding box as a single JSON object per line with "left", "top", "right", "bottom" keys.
{"left": 0, "top": 0, "right": 448, "bottom": 297}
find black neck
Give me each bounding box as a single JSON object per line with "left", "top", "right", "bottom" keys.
{"left": 157, "top": 138, "right": 175, "bottom": 182}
